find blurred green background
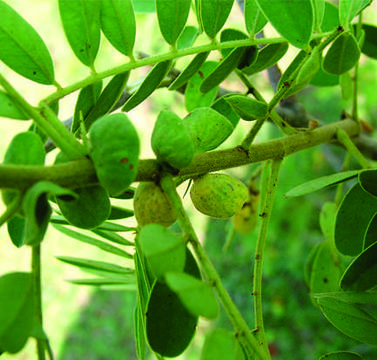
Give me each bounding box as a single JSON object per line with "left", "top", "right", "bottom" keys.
{"left": 1, "top": 1, "right": 377, "bottom": 359}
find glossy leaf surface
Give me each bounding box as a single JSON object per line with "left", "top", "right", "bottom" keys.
{"left": 101, "top": 0, "right": 136, "bottom": 57}
{"left": 335, "top": 183, "right": 377, "bottom": 256}
{"left": 318, "top": 296, "right": 377, "bottom": 345}
{"left": 156, "top": 0, "right": 191, "bottom": 45}
{"left": 244, "top": 0, "right": 267, "bottom": 36}
{"left": 285, "top": 170, "right": 359, "bottom": 198}
{"left": 0, "top": 0, "right": 54, "bottom": 84}
{"left": 323, "top": 32, "right": 360, "bottom": 75}
{"left": 0, "top": 91, "right": 29, "bottom": 120}
{"left": 199, "top": 0, "right": 234, "bottom": 39}
{"left": 122, "top": 60, "right": 171, "bottom": 111}
{"left": 58, "top": 0, "right": 101, "bottom": 66}
{"left": 139, "top": 224, "right": 186, "bottom": 280}
{"left": 255, "top": 0, "right": 313, "bottom": 48}
{"left": 225, "top": 95, "right": 268, "bottom": 121}
{"left": 185, "top": 61, "right": 219, "bottom": 111}
{"left": 340, "top": 241, "right": 377, "bottom": 291}
{"left": 0, "top": 272, "right": 34, "bottom": 353}
{"left": 201, "top": 329, "right": 245, "bottom": 360}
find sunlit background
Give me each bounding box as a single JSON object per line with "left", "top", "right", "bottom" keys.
{"left": 1, "top": 1, "right": 377, "bottom": 359}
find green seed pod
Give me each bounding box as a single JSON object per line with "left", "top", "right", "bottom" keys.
{"left": 190, "top": 173, "right": 248, "bottom": 218}
{"left": 89, "top": 113, "right": 140, "bottom": 195}
{"left": 233, "top": 192, "right": 260, "bottom": 235}
{"left": 151, "top": 110, "right": 194, "bottom": 169}
{"left": 134, "top": 182, "right": 177, "bottom": 227}
{"left": 183, "top": 107, "right": 233, "bottom": 153}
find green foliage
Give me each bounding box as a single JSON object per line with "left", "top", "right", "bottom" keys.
{"left": 0, "top": 1, "right": 376, "bottom": 359}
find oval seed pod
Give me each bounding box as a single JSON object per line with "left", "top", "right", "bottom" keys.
{"left": 151, "top": 110, "right": 194, "bottom": 169}
{"left": 190, "top": 173, "right": 248, "bottom": 218}
{"left": 233, "top": 190, "right": 260, "bottom": 235}
{"left": 89, "top": 113, "right": 140, "bottom": 196}
{"left": 133, "top": 182, "right": 177, "bottom": 227}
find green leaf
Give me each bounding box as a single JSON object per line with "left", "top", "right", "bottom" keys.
{"left": 224, "top": 95, "right": 268, "bottom": 121}
{"left": 244, "top": 0, "right": 267, "bottom": 36}
{"left": 335, "top": 183, "right": 377, "bottom": 256}
{"left": 310, "top": 64, "right": 340, "bottom": 87}
{"left": 305, "top": 243, "right": 321, "bottom": 287}
{"left": 310, "top": 241, "right": 341, "bottom": 297}
{"left": 156, "top": 0, "right": 191, "bottom": 45}
{"left": 132, "top": 0, "right": 155, "bottom": 13}
{"left": 319, "top": 202, "right": 337, "bottom": 243}
{"left": 340, "top": 241, "right": 377, "bottom": 291}
{"left": 358, "top": 169, "right": 377, "bottom": 196}
{"left": 200, "top": 47, "right": 254, "bottom": 93}
{"left": 358, "top": 23, "right": 377, "bottom": 59}
{"left": 100, "top": 0, "right": 136, "bottom": 57}
{"left": 242, "top": 42, "right": 289, "bottom": 76}
{"left": 321, "top": 1, "right": 340, "bottom": 32}
{"left": 0, "top": 272, "right": 34, "bottom": 354}
{"left": 165, "top": 272, "right": 219, "bottom": 319}
{"left": 53, "top": 224, "right": 133, "bottom": 259}
{"left": 72, "top": 81, "right": 102, "bottom": 134}
{"left": 107, "top": 206, "right": 134, "bottom": 220}
{"left": 199, "top": 0, "right": 235, "bottom": 39}
{"left": 7, "top": 216, "right": 25, "bottom": 248}
{"left": 364, "top": 213, "right": 377, "bottom": 249}
{"left": 169, "top": 52, "right": 210, "bottom": 91}
{"left": 139, "top": 224, "right": 186, "bottom": 280}
{"left": 57, "top": 185, "right": 111, "bottom": 230}
{"left": 219, "top": 28, "right": 249, "bottom": 58}
{"left": 0, "top": 1, "right": 54, "bottom": 84}
{"left": 318, "top": 296, "right": 377, "bottom": 345}
{"left": 185, "top": 61, "right": 219, "bottom": 112}
{"left": 184, "top": 107, "right": 234, "bottom": 153}
{"left": 89, "top": 113, "right": 140, "bottom": 195}
{"left": 56, "top": 256, "right": 132, "bottom": 274}
{"left": 255, "top": 0, "right": 314, "bottom": 48}
{"left": 177, "top": 26, "right": 199, "bottom": 50}
{"left": 0, "top": 91, "right": 29, "bottom": 120}
{"left": 58, "top": 0, "right": 101, "bottom": 67}
{"left": 340, "top": 72, "right": 353, "bottom": 101}
{"left": 3, "top": 131, "right": 45, "bottom": 166}
{"left": 91, "top": 229, "right": 134, "bottom": 246}
{"left": 50, "top": 215, "right": 135, "bottom": 232}
{"left": 201, "top": 329, "right": 245, "bottom": 360}
{"left": 323, "top": 32, "right": 361, "bottom": 75}
{"left": 122, "top": 60, "right": 171, "bottom": 111}
{"left": 151, "top": 110, "right": 194, "bottom": 169}
{"left": 22, "top": 182, "right": 76, "bottom": 246}
{"left": 284, "top": 170, "right": 359, "bottom": 198}
{"left": 312, "top": 0, "right": 326, "bottom": 31}
{"left": 339, "top": 0, "right": 372, "bottom": 27}
{"left": 68, "top": 277, "right": 135, "bottom": 286}
{"left": 146, "top": 281, "right": 198, "bottom": 357}
{"left": 319, "top": 352, "right": 363, "bottom": 360}
{"left": 314, "top": 291, "right": 377, "bottom": 305}
{"left": 82, "top": 72, "right": 129, "bottom": 133}
{"left": 134, "top": 306, "right": 146, "bottom": 360}
{"left": 211, "top": 97, "right": 240, "bottom": 128}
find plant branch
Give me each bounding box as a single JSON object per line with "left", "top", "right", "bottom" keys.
{"left": 32, "top": 245, "right": 46, "bottom": 360}
{"left": 0, "top": 119, "right": 360, "bottom": 190}
{"left": 253, "top": 158, "right": 283, "bottom": 358}
{"left": 43, "top": 33, "right": 331, "bottom": 105}
{"left": 160, "top": 174, "right": 266, "bottom": 359}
